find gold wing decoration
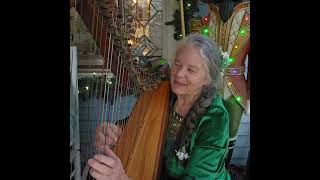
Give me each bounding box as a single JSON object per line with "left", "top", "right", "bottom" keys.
{"left": 208, "top": 1, "right": 250, "bottom": 110}
{"left": 208, "top": 1, "right": 250, "bottom": 52}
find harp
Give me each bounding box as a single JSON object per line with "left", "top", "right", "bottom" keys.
{"left": 70, "top": 0, "right": 169, "bottom": 179}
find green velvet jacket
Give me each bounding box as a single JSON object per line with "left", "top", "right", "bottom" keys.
{"left": 162, "top": 94, "right": 231, "bottom": 180}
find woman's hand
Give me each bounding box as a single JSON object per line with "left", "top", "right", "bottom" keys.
{"left": 96, "top": 122, "right": 122, "bottom": 150}
{"left": 88, "top": 146, "right": 130, "bottom": 180}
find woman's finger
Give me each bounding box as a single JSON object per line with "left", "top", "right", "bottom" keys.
{"left": 109, "top": 123, "right": 122, "bottom": 136}
{"left": 105, "top": 137, "right": 114, "bottom": 146}
{"left": 106, "top": 129, "right": 118, "bottom": 144}
{"left": 88, "top": 158, "right": 113, "bottom": 175}
{"left": 96, "top": 131, "right": 106, "bottom": 147}
{"left": 104, "top": 146, "right": 119, "bottom": 161}
{"left": 90, "top": 168, "right": 109, "bottom": 180}
{"left": 94, "top": 154, "right": 116, "bottom": 168}
{"left": 97, "top": 122, "right": 108, "bottom": 135}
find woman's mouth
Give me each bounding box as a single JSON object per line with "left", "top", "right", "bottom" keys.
{"left": 174, "top": 80, "right": 187, "bottom": 86}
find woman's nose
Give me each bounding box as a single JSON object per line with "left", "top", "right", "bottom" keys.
{"left": 176, "top": 68, "right": 186, "bottom": 77}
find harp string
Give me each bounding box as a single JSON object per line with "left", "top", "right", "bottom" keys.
{"left": 100, "top": 36, "right": 114, "bottom": 156}
{"left": 115, "top": 57, "right": 124, "bottom": 126}
{"left": 110, "top": 53, "right": 121, "bottom": 124}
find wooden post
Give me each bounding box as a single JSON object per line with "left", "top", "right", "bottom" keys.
{"left": 179, "top": 0, "right": 185, "bottom": 38}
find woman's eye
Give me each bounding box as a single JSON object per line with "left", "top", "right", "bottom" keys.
{"left": 188, "top": 68, "right": 195, "bottom": 73}
{"left": 175, "top": 63, "right": 181, "bottom": 67}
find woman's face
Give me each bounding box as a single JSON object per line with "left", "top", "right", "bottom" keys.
{"left": 170, "top": 45, "right": 210, "bottom": 97}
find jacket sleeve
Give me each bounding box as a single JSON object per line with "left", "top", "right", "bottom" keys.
{"left": 183, "top": 106, "right": 230, "bottom": 180}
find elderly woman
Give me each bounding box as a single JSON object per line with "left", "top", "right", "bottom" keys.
{"left": 88, "top": 34, "right": 231, "bottom": 180}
